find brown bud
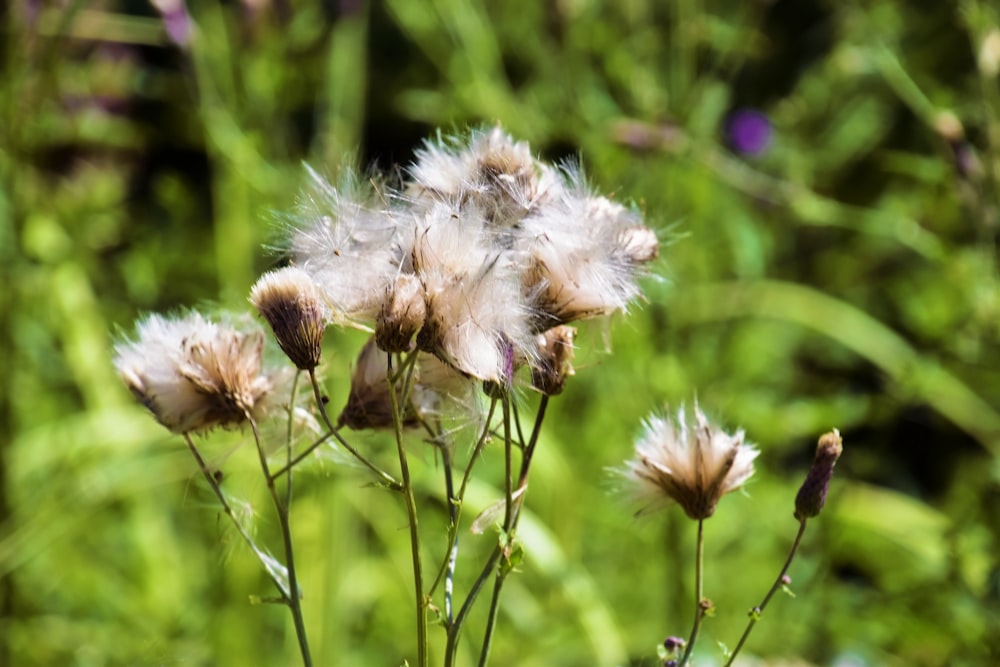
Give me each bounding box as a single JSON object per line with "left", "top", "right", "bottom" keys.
{"left": 249, "top": 267, "right": 326, "bottom": 370}
{"left": 375, "top": 274, "right": 427, "bottom": 353}
{"left": 530, "top": 326, "right": 576, "bottom": 396}
{"left": 794, "top": 429, "right": 844, "bottom": 520}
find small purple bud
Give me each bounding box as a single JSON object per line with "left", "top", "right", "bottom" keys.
{"left": 727, "top": 109, "right": 772, "bottom": 156}
{"left": 664, "top": 661, "right": 678, "bottom": 667}
{"left": 795, "top": 429, "right": 844, "bottom": 520}
{"left": 781, "top": 574, "right": 792, "bottom": 586}
{"left": 663, "top": 636, "right": 686, "bottom": 651}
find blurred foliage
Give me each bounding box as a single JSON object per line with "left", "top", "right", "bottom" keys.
{"left": 2, "top": 0, "right": 1000, "bottom": 665}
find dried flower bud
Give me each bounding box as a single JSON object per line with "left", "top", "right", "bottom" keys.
{"left": 339, "top": 336, "right": 401, "bottom": 430}
{"left": 376, "top": 274, "right": 426, "bottom": 352}
{"left": 249, "top": 267, "right": 326, "bottom": 370}
{"left": 794, "top": 429, "right": 843, "bottom": 520}
{"left": 114, "top": 313, "right": 272, "bottom": 433}
{"left": 530, "top": 326, "right": 576, "bottom": 395}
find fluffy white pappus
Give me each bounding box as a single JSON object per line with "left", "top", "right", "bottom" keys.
{"left": 624, "top": 404, "right": 758, "bottom": 520}
{"left": 114, "top": 312, "right": 274, "bottom": 434}
{"left": 412, "top": 204, "right": 535, "bottom": 382}
{"left": 287, "top": 166, "right": 406, "bottom": 325}
{"left": 520, "top": 171, "right": 657, "bottom": 329}
{"left": 410, "top": 353, "right": 482, "bottom": 429}
{"left": 406, "top": 127, "right": 561, "bottom": 227}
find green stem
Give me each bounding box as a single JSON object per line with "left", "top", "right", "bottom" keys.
{"left": 445, "top": 547, "right": 501, "bottom": 667}
{"left": 386, "top": 353, "right": 427, "bottom": 667}
{"left": 724, "top": 518, "right": 809, "bottom": 667}
{"left": 429, "top": 398, "right": 498, "bottom": 601}
{"left": 248, "top": 416, "right": 312, "bottom": 667}
{"left": 308, "top": 368, "right": 400, "bottom": 489}
{"left": 476, "top": 391, "right": 515, "bottom": 667}
{"left": 678, "top": 519, "right": 705, "bottom": 667}
{"left": 182, "top": 434, "right": 284, "bottom": 591}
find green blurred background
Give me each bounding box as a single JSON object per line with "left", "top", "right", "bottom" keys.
{"left": 2, "top": 0, "right": 999, "bottom": 665}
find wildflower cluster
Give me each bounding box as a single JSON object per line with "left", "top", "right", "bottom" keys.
{"left": 112, "top": 127, "right": 658, "bottom": 667}
{"left": 284, "top": 127, "right": 657, "bottom": 385}
{"left": 111, "top": 127, "right": 843, "bottom": 667}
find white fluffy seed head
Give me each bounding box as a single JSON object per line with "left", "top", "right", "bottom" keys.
{"left": 529, "top": 325, "right": 576, "bottom": 396}
{"left": 624, "top": 404, "right": 758, "bottom": 519}
{"left": 287, "top": 167, "right": 405, "bottom": 325}
{"left": 114, "top": 312, "right": 273, "bottom": 434}
{"left": 338, "top": 336, "right": 400, "bottom": 430}
{"left": 412, "top": 203, "right": 534, "bottom": 382}
{"left": 521, "top": 171, "right": 658, "bottom": 330}
{"left": 407, "top": 127, "right": 559, "bottom": 228}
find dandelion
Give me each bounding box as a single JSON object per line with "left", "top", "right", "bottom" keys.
{"left": 624, "top": 405, "right": 758, "bottom": 520}
{"left": 114, "top": 312, "right": 273, "bottom": 434}
{"left": 250, "top": 266, "right": 327, "bottom": 370}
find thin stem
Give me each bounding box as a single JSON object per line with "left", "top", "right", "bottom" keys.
{"left": 182, "top": 434, "right": 284, "bottom": 591}
{"left": 441, "top": 442, "right": 458, "bottom": 625}
{"left": 248, "top": 416, "right": 312, "bottom": 667}
{"left": 284, "top": 372, "right": 300, "bottom": 507}
{"left": 724, "top": 518, "right": 809, "bottom": 667}
{"left": 308, "top": 368, "right": 400, "bottom": 489}
{"left": 476, "top": 391, "right": 514, "bottom": 667}
{"left": 429, "top": 398, "right": 498, "bottom": 600}
{"left": 386, "top": 352, "right": 427, "bottom": 667}
{"left": 445, "top": 547, "right": 501, "bottom": 667}
{"left": 678, "top": 519, "right": 705, "bottom": 667}
{"left": 270, "top": 431, "right": 334, "bottom": 479}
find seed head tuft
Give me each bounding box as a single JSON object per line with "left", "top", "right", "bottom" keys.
{"left": 624, "top": 404, "right": 758, "bottom": 520}
{"left": 114, "top": 313, "right": 273, "bottom": 434}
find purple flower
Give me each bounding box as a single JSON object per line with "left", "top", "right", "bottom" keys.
{"left": 152, "top": 0, "right": 192, "bottom": 47}
{"left": 727, "top": 109, "right": 772, "bottom": 156}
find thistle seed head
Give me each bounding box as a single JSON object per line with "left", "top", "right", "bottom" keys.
{"left": 624, "top": 404, "right": 758, "bottom": 520}
{"left": 114, "top": 313, "right": 273, "bottom": 434}
{"left": 376, "top": 273, "right": 427, "bottom": 353}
